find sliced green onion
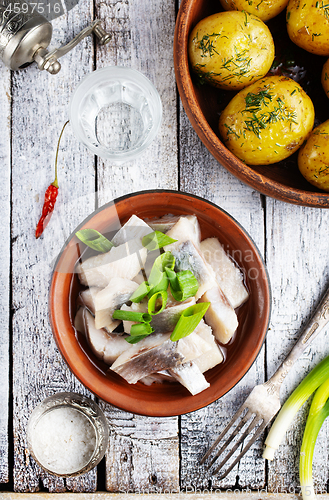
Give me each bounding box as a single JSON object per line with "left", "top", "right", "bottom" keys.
{"left": 148, "top": 290, "right": 168, "bottom": 315}
{"left": 167, "top": 269, "right": 199, "bottom": 302}
{"left": 130, "top": 322, "right": 154, "bottom": 336}
{"left": 263, "top": 354, "right": 329, "bottom": 461}
{"left": 125, "top": 334, "right": 150, "bottom": 344}
{"left": 75, "top": 228, "right": 114, "bottom": 252}
{"left": 112, "top": 310, "right": 152, "bottom": 323}
{"left": 170, "top": 302, "right": 210, "bottom": 341}
{"left": 129, "top": 281, "right": 152, "bottom": 303}
{"left": 142, "top": 231, "right": 177, "bottom": 250}
{"left": 300, "top": 378, "right": 329, "bottom": 500}
{"left": 147, "top": 252, "right": 175, "bottom": 294}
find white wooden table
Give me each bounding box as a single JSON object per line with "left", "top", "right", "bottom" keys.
{"left": 1, "top": 0, "right": 329, "bottom": 494}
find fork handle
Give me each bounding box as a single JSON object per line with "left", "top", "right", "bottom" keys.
{"left": 267, "top": 286, "right": 329, "bottom": 391}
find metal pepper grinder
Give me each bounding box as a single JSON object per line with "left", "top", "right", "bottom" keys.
{"left": 0, "top": 0, "right": 111, "bottom": 74}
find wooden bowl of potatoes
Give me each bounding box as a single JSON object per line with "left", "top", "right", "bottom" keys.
{"left": 174, "top": 0, "right": 329, "bottom": 207}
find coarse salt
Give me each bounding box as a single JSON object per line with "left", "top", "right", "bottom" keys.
{"left": 31, "top": 406, "right": 96, "bottom": 475}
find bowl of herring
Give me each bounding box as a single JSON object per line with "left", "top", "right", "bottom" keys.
{"left": 50, "top": 190, "right": 270, "bottom": 417}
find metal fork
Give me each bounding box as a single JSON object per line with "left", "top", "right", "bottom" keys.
{"left": 201, "top": 286, "right": 329, "bottom": 480}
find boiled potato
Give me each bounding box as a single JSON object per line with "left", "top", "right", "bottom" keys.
{"left": 287, "top": 0, "right": 329, "bottom": 55}
{"left": 298, "top": 120, "right": 329, "bottom": 191}
{"left": 321, "top": 59, "right": 329, "bottom": 97}
{"left": 218, "top": 76, "right": 315, "bottom": 165}
{"left": 188, "top": 11, "right": 275, "bottom": 90}
{"left": 219, "top": 0, "right": 288, "bottom": 22}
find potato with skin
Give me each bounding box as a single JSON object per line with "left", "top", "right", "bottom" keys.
{"left": 219, "top": 0, "right": 289, "bottom": 22}
{"left": 321, "top": 59, "right": 329, "bottom": 98}
{"left": 287, "top": 0, "right": 329, "bottom": 55}
{"left": 188, "top": 11, "right": 275, "bottom": 90}
{"left": 298, "top": 120, "right": 329, "bottom": 192}
{"left": 218, "top": 76, "right": 315, "bottom": 165}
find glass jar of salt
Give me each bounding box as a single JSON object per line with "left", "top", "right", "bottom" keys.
{"left": 27, "top": 392, "right": 109, "bottom": 477}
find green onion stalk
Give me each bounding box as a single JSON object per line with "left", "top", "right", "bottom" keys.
{"left": 299, "top": 378, "right": 329, "bottom": 500}
{"left": 263, "top": 355, "right": 329, "bottom": 461}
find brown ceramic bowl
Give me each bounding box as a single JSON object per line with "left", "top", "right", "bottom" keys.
{"left": 174, "top": 1, "right": 329, "bottom": 207}
{"left": 50, "top": 190, "right": 270, "bottom": 417}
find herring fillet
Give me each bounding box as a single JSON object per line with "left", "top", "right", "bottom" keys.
{"left": 200, "top": 237, "right": 249, "bottom": 308}
{"left": 79, "top": 287, "right": 120, "bottom": 332}
{"left": 169, "top": 362, "right": 210, "bottom": 395}
{"left": 150, "top": 296, "right": 196, "bottom": 333}
{"left": 76, "top": 239, "right": 147, "bottom": 288}
{"left": 199, "top": 286, "right": 238, "bottom": 344}
{"left": 164, "top": 215, "right": 201, "bottom": 251}
{"left": 193, "top": 321, "right": 224, "bottom": 373}
{"left": 94, "top": 278, "right": 139, "bottom": 329}
{"left": 83, "top": 309, "right": 130, "bottom": 364}
{"left": 110, "top": 335, "right": 184, "bottom": 384}
{"left": 171, "top": 240, "right": 217, "bottom": 300}
{"left": 111, "top": 214, "right": 153, "bottom": 246}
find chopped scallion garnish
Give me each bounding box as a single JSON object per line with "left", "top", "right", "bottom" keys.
{"left": 148, "top": 290, "right": 168, "bottom": 315}
{"left": 142, "top": 231, "right": 177, "bottom": 250}
{"left": 166, "top": 269, "right": 199, "bottom": 302}
{"left": 170, "top": 302, "right": 210, "bottom": 341}
{"left": 75, "top": 228, "right": 114, "bottom": 252}
{"left": 112, "top": 310, "right": 152, "bottom": 323}
{"left": 130, "top": 322, "right": 154, "bottom": 336}
{"left": 129, "top": 281, "right": 152, "bottom": 303}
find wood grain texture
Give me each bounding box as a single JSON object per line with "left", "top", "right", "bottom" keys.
{"left": 94, "top": 0, "right": 180, "bottom": 493}
{"left": 10, "top": 2, "right": 99, "bottom": 492}
{"left": 179, "top": 107, "right": 267, "bottom": 490}
{"left": 265, "top": 201, "right": 329, "bottom": 494}
{"left": 0, "top": 67, "right": 11, "bottom": 485}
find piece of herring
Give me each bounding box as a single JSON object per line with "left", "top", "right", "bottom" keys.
{"left": 176, "top": 331, "right": 212, "bottom": 363}
{"left": 111, "top": 214, "right": 153, "bottom": 246}
{"left": 110, "top": 333, "right": 184, "bottom": 384}
{"left": 193, "top": 320, "right": 224, "bottom": 373}
{"left": 171, "top": 240, "right": 217, "bottom": 300}
{"left": 76, "top": 239, "right": 148, "bottom": 288}
{"left": 84, "top": 309, "right": 130, "bottom": 365}
{"left": 94, "top": 278, "right": 139, "bottom": 329}
{"left": 200, "top": 237, "right": 249, "bottom": 309}
{"left": 150, "top": 296, "right": 196, "bottom": 333}
{"left": 164, "top": 215, "right": 201, "bottom": 252}
{"left": 199, "top": 287, "right": 238, "bottom": 344}
{"left": 169, "top": 362, "right": 210, "bottom": 395}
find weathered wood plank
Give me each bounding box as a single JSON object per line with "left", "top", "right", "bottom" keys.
{"left": 0, "top": 67, "right": 11, "bottom": 485}
{"left": 95, "top": 0, "right": 179, "bottom": 493}
{"left": 11, "top": 4, "right": 99, "bottom": 492}
{"left": 179, "top": 109, "right": 267, "bottom": 490}
{"left": 265, "top": 201, "right": 329, "bottom": 494}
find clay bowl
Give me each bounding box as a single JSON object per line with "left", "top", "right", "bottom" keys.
{"left": 50, "top": 190, "right": 270, "bottom": 417}
{"left": 174, "top": 0, "right": 329, "bottom": 207}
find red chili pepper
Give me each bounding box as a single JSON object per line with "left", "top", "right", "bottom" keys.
{"left": 35, "top": 121, "right": 69, "bottom": 239}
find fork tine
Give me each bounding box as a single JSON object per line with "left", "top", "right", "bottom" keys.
{"left": 207, "top": 413, "right": 262, "bottom": 472}
{"left": 206, "top": 409, "right": 254, "bottom": 469}
{"left": 213, "top": 419, "right": 267, "bottom": 479}
{"left": 200, "top": 405, "right": 247, "bottom": 464}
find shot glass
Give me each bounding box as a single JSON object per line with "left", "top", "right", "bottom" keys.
{"left": 69, "top": 66, "right": 162, "bottom": 163}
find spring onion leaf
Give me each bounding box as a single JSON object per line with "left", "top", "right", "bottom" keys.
{"left": 263, "top": 354, "right": 329, "bottom": 461}
{"left": 148, "top": 290, "right": 168, "bottom": 315}
{"left": 112, "top": 310, "right": 152, "bottom": 323}
{"left": 130, "top": 322, "right": 154, "bottom": 336}
{"left": 166, "top": 268, "right": 199, "bottom": 302}
{"left": 146, "top": 251, "right": 175, "bottom": 295}
{"left": 129, "top": 281, "right": 152, "bottom": 303}
{"left": 142, "top": 231, "right": 177, "bottom": 250}
{"left": 125, "top": 334, "right": 151, "bottom": 344}
{"left": 170, "top": 302, "right": 210, "bottom": 341}
{"left": 75, "top": 228, "right": 114, "bottom": 252}
{"left": 300, "top": 378, "right": 329, "bottom": 500}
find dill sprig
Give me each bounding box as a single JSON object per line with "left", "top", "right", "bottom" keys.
{"left": 196, "top": 32, "right": 222, "bottom": 58}
{"left": 241, "top": 89, "right": 298, "bottom": 138}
